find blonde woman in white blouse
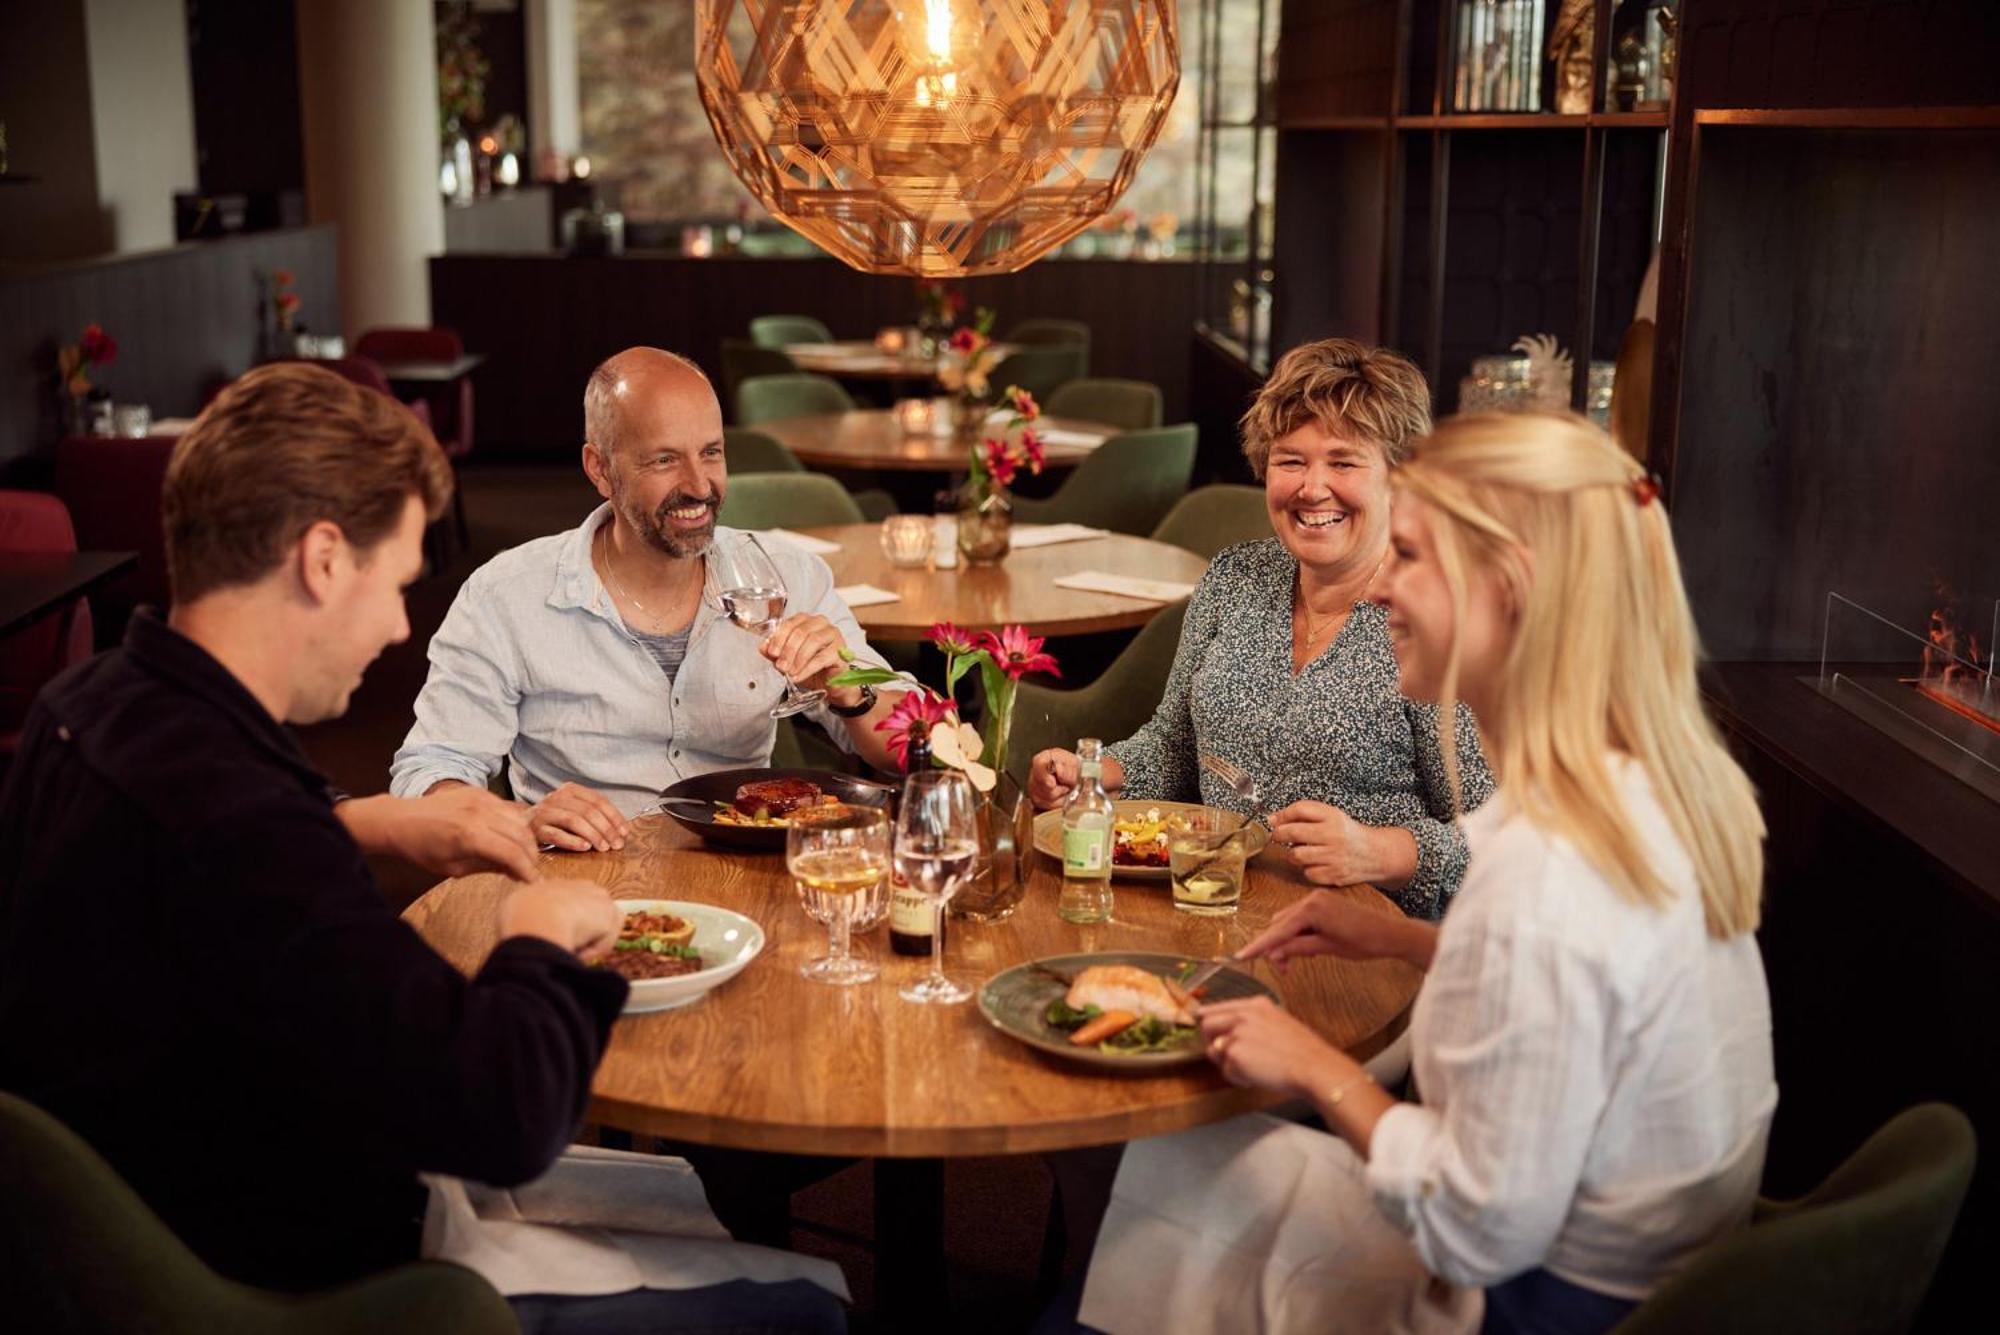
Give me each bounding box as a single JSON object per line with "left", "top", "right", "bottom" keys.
{"left": 1073, "top": 414, "right": 1775, "bottom": 1335}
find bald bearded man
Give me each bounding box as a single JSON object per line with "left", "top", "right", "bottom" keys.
{"left": 391, "top": 347, "right": 902, "bottom": 851}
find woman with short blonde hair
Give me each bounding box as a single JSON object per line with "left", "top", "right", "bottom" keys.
{"left": 1028, "top": 339, "right": 1493, "bottom": 920}
{"left": 1075, "top": 413, "right": 1774, "bottom": 1335}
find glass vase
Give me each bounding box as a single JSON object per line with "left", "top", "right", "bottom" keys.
{"left": 951, "top": 392, "right": 988, "bottom": 446}
{"left": 951, "top": 770, "right": 1033, "bottom": 923}
{"left": 957, "top": 487, "right": 1012, "bottom": 565}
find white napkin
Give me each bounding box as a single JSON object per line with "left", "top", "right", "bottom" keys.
{"left": 760, "top": 528, "right": 841, "bottom": 555}
{"left": 1036, "top": 426, "right": 1109, "bottom": 448}
{"left": 1010, "top": 523, "right": 1110, "bottom": 548}
{"left": 1054, "top": 571, "right": 1196, "bottom": 603}
{"left": 149, "top": 417, "right": 199, "bottom": 435}
{"left": 836, "top": 583, "right": 900, "bottom": 608}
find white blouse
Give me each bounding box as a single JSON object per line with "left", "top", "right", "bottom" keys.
{"left": 1365, "top": 760, "right": 1777, "bottom": 1300}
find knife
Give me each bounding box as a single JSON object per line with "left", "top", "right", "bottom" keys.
{"left": 1178, "top": 954, "right": 1240, "bottom": 996}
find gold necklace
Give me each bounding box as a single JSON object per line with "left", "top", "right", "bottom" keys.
{"left": 1297, "top": 555, "right": 1388, "bottom": 649}
{"left": 599, "top": 524, "right": 673, "bottom": 631}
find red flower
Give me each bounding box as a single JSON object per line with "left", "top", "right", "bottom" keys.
{"left": 929, "top": 621, "right": 980, "bottom": 656}
{"left": 976, "top": 625, "right": 1061, "bottom": 681}
{"left": 273, "top": 269, "right": 294, "bottom": 287}
{"left": 79, "top": 324, "right": 117, "bottom": 367}
{"left": 875, "top": 689, "right": 955, "bottom": 771}
{"left": 277, "top": 293, "right": 302, "bottom": 313}
{"left": 1016, "top": 427, "right": 1046, "bottom": 476}
{"left": 947, "top": 326, "right": 987, "bottom": 355}
{"left": 981, "top": 435, "right": 1017, "bottom": 487}
{"left": 1006, "top": 385, "right": 1039, "bottom": 419}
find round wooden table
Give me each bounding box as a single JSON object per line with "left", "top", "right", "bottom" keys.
{"left": 781, "top": 340, "right": 1018, "bottom": 382}
{"left": 801, "top": 523, "right": 1212, "bottom": 640}
{"left": 754, "top": 409, "right": 1111, "bottom": 473}
{"left": 403, "top": 815, "right": 1420, "bottom": 1159}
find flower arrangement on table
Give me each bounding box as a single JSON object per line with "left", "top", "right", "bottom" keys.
{"left": 831, "top": 621, "right": 1061, "bottom": 792}
{"left": 271, "top": 269, "right": 302, "bottom": 334}
{"left": 55, "top": 323, "right": 117, "bottom": 434}
{"left": 956, "top": 384, "right": 1045, "bottom": 564}
{"left": 934, "top": 306, "right": 999, "bottom": 413}
{"left": 915, "top": 280, "right": 966, "bottom": 352}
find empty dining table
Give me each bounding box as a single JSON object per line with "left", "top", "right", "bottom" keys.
{"left": 781, "top": 522, "right": 1210, "bottom": 640}
{"left": 752, "top": 407, "right": 1113, "bottom": 474}
{"left": 781, "top": 340, "right": 1017, "bottom": 382}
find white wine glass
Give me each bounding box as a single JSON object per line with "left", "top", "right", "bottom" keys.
{"left": 893, "top": 769, "right": 979, "bottom": 1004}
{"left": 787, "top": 803, "right": 889, "bottom": 985}
{"left": 712, "top": 532, "right": 825, "bottom": 718}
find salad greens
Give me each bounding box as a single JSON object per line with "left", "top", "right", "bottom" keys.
{"left": 1043, "top": 998, "right": 1199, "bottom": 1054}
{"left": 616, "top": 938, "right": 701, "bottom": 958}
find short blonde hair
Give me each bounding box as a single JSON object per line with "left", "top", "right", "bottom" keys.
{"left": 1398, "top": 411, "right": 1764, "bottom": 939}
{"left": 1240, "top": 339, "right": 1433, "bottom": 477}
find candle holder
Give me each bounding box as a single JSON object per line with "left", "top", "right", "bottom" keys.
{"left": 895, "top": 398, "right": 937, "bottom": 436}
{"left": 879, "top": 515, "right": 933, "bottom": 568}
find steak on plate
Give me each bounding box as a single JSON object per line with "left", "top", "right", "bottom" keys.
{"left": 733, "top": 777, "right": 823, "bottom": 818}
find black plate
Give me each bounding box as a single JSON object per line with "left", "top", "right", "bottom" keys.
{"left": 657, "top": 767, "right": 896, "bottom": 851}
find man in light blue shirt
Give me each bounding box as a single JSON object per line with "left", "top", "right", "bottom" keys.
{"left": 391, "top": 347, "right": 903, "bottom": 852}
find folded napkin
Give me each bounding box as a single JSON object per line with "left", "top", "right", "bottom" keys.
{"left": 1011, "top": 523, "right": 1110, "bottom": 548}
{"left": 149, "top": 416, "right": 199, "bottom": 435}
{"left": 1054, "top": 571, "right": 1197, "bottom": 603}
{"left": 760, "top": 528, "right": 842, "bottom": 555}
{"left": 835, "top": 583, "right": 900, "bottom": 608}
{"left": 1036, "top": 426, "right": 1108, "bottom": 449}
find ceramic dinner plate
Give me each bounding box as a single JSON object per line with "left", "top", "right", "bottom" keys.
{"left": 1030, "top": 800, "right": 1270, "bottom": 881}
{"left": 612, "top": 899, "right": 765, "bottom": 1013}
{"left": 656, "top": 767, "right": 897, "bottom": 852}
{"left": 978, "top": 951, "right": 1279, "bottom": 1071}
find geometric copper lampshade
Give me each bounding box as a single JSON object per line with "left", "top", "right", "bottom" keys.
{"left": 694, "top": 0, "right": 1180, "bottom": 277}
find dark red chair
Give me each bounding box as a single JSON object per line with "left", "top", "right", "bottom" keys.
{"left": 0, "top": 491, "right": 96, "bottom": 756}
{"left": 54, "top": 434, "right": 176, "bottom": 638}
{"left": 354, "top": 332, "right": 474, "bottom": 548}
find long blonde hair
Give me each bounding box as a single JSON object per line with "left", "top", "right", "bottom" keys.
{"left": 1398, "top": 412, "right": 1764, "bottom": 938}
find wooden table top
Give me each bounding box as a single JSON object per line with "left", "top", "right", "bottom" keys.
{"left": 404, "top": 815, "right": 1421, "bottom": 1158}
{"left": 754, "top": 409, "right": 1110, "bottom": 473}
{"left": 375, "top": 353, "right": 487, "bottom": 383}
{"left": 0, "top": 550, "right": 138, "bottom": 638}
{"left": 782, "top": 340, "right": 1018, "bottom": 381}
{"left": 800, "top": 523, "right": 1210, "bottom": 640}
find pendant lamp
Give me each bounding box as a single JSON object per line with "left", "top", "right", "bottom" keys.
{"left": 695, "top": 0, "right": 1180, "bottom": 277}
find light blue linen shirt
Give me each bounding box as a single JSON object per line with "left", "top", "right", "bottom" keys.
{"left": 389, "top": 506, "right": 888, "bottom": 815}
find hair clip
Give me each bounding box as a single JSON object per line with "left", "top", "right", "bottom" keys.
{"left": 1632, "top": 473, "right": 1662, "bottom": 507}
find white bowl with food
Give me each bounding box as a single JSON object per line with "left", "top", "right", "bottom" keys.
{"left": 609, "top": 899, "right": 766, "bottom": 1012}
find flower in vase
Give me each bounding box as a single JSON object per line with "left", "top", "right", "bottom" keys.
{"left": 928, "top": 621, "right": 980, "bottom": 656}
{"left": 929, "top": 719, "right": 997, "bottom": 793}
{"left": 1005, "top": 385, "right": 1040, "bottom": 419}
{"left": 57, "top": 322, "right": 118, "bottom": 399}
{"left": 977, "top": 625, "right": 1062, "bottom": 681}
{"left": 980, "top": 435, "right": 1019, "bottom": 488}
{"left": 1016, "top": 426, "right": 1046, "bottom": 475}
{"left": 876, "top": 688, "right": 955, "bottom": 772}
{"left": 947, "top": 327, "right": 986, "bottom": 356}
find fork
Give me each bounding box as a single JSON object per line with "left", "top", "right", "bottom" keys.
{"left": 1198, "top": 753, "right": 1270, "bottom": 833}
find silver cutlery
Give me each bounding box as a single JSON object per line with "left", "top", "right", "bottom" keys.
{"left": 1178, "top": 954, "right": 1239, "bottom": 996}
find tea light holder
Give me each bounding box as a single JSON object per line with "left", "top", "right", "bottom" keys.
{"left": 878, "top": 515, "right": 932, "bottom": 568}
{"left": 876, "top": 327, "right": 907, "bottom": 353}
{"left": 895, "top": 398, "right": 935, "bottom": 436}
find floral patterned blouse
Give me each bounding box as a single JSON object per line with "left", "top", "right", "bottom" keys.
{"left": 1106, "top": 539, "right": 1495, "bottom": 920}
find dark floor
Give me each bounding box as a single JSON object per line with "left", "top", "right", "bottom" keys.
{"left": 292, "top": 465, "right": 1075, "bottom": 1334}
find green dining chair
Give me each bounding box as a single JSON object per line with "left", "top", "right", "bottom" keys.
{"left": 1609, "top": 1103, "right": 1975, "bottom": 1334}
{"left": 1149, "top": 484, "right": 1270, "bottom": 558}
{"left": 988, "top": 345, "right": 1088, "bottom": 406}
{"left": 717, "top": 472, "right": 866, "bottom": 531}
{"left": 722, "top": 427, "right": 805, "bottom": 474}
{"left": 735, "top": 373, "right": 857, "bottom": 427}
{"left": 748, "top": 315, "right": 833, "bottom": 349}
{"left": 1002, "top": 318, "right": 1091, "bottom": 355}
{"left": 719, "top": 339, "right": 799, "bottom": 423}
{"left": 1011, "top": 424, "right": 1198, "bottom": 536}
{"left": 1007, "top": 599, "right": 1189, "bottom": 786}
{"left": 1044, "top": 378, "right": 1163, "bottom": 432}
{"left": 0, "top": 1090, "right": 520, "bottom": 1335}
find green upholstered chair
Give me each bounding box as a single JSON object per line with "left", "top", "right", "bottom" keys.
{"left": 735, "top": 373, "right": 857, "bottom": 427}
{"left": 1610, "top": 1103, "right": 1975, "bottom": 1334}
{"left": 722, "top": 427, "right": 805, "bottom": 474}
{"left": 1011, "top": 424, "right": 1198, "bottom": 536}
{"left": 1149, "top": 484, "right": 1270, "bottom": 558}
{"left": 719, "top": 339, "right": 798, "bottom": 424}
{"left": 0, "top": 1090, "right": 519, "bottom": 1335}
{"left": 1007, "top": 599, "right": 1188, "bottom": 785}
{"left": 748, "top": 314, "right": 833, "bottom": 348}
{"left": 1044, "top": 378, "right": 1163, "bottom": 432}
{"left": 717, "top": 472, "right": 866, "bottom": 531}
{"left": 1003, "top": 318, "right": 1091, "bottom": 355}
{"left": 987, "top": 344, "right": 1088, "bottom": 406}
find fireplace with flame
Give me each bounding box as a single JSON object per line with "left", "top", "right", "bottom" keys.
{"left": 1815, "top": 590, "right": 2000, "bottom": 802}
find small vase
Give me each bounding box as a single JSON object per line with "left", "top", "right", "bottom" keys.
{"left": 951, "top": 770, "right": 1034, "bottom": 923}
{"left": 950, "top": 392, "right": 988, "bottom": 446}
{"left": 958, "top": 487, "right": 1012, "bottom": 565}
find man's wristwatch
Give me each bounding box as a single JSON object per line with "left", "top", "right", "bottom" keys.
{"left": 827, "top": 683, "right": 878, "bottom": 718}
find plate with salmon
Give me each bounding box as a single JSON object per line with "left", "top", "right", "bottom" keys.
{"left": 976, "top": 952, "right": 1279, "bottom": 1070}
{"left": 655, "top": 767, "right": 897, "bottom": 850}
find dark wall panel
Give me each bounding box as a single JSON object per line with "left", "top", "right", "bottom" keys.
{"left": 430, "top": 256, "right": 1201, "bottom": 458}
{"left": 1672, "top": 128, "right": 2000, "bottom": 661}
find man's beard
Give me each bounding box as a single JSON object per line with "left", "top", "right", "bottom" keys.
{"left": 619, "top": 486, "right": 720, "bottom": 559}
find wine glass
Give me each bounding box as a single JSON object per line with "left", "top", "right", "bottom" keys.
{"left": 893, "top": 769, "right": 979, "bottom": 1004}
{"left": 711, "top": 532, "right": 825, "bottom": 718}
{"left": 787, "top": 803, "right": 889, "bottom": 985}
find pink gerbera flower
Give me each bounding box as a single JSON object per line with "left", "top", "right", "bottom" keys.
{"left": 976, "top": 624, "right": 1061, "bottom": 681}
{"left": 875, "top": 688, "right": 956, "bottom": 771}
{"left": 947, "top": 327, "right": 987, "bottom": 355}
{"left": 1006, "top": 385, "right": 1039, "bottom": 419}
{"left": 981, "top": 435, "right": 1018, "bottom": 487}
{"left": 929, "top": 621, "right": 979, "bottom": 656}
{"left": 1016, "top": 427, "right": 1046, "bottom": 475}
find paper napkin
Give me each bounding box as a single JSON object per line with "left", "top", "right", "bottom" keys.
{"left": 835, "top": 584, "right": 900, "bottom": 608}
{"left": 1053, "top": 571, "right": 1196, "bottom": 603}
{"left": 1036, "top": 427, "right": 1108, "bottom": 449}
{"left": 1010, "top": 523, "right": 1111, "bottom": 548}
{"left": 761, "top": 528, "right": 842, "bottom": 555}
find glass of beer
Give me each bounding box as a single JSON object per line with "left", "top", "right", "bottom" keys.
{"left": 1169, "top": 809, "right": 1246, "bottom": 916}
{"left": 787, "top": 804, "right": 890, "bottom": 984}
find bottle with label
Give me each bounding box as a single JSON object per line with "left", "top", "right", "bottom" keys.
{"left": 1059, "top": 738, "right": 1115, "bottom": 923}
{"left": 889, "top": 730, "right": 938, "bottom": 956}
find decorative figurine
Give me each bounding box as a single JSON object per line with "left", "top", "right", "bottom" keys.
{"left": 1548, "top": 0, "right": 1596, "bottom": 114}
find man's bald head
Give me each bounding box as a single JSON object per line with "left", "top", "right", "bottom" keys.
{"left": 583, "top": 347, "right": 713, "bottom": 461}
